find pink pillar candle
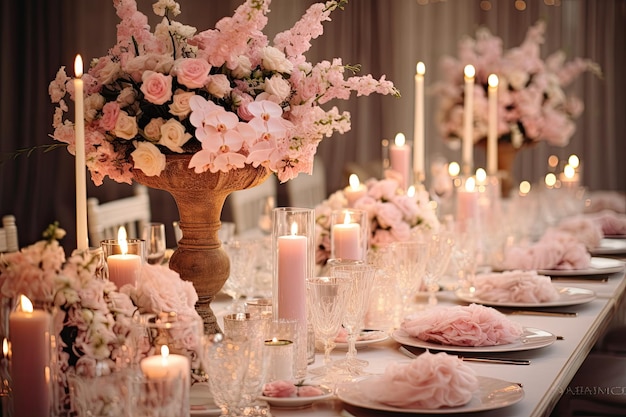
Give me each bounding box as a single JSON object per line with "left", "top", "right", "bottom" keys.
{"left": 389, "top": 133, "right": 411, "bottom": 191}
{"left": 456, "top": 177, "right": 479, "bottom": 231}
{"left": 107, "top": 253, "right": 142, "bottom": 288}
{"left": 332, "top": 221, "right": 362, "bottom": 261}
{"left": 344, "top": 174, "right": 367, "bottom": 207}
{"left": 9, "top": 296, "right": 51, "bottom": 417}
{"left": 276, "top": 233, "right": 307, "bottom": 322}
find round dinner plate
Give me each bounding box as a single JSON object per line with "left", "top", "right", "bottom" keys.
{"left": 335, "top": 330, "right": 389, "bottom": 350}
{"left": 590, "top": 238, "right": 626, "bottom": 256}
{"left": 336, "top": 375, "right": 524, "bottom": 414}
{"left": 391, "top": 327, "right": 556, "bottom": 353}
{"left": 190, "top": 383, "right": 221, "bottom": 416}
{"left": 455, "top": 286, "right": 596, "bottom": 308}
{"left": 536, "top": 257, "right": 625, "bottom": 276}
{"left": 259, "top": 385, "right": 334, "bottom": 408}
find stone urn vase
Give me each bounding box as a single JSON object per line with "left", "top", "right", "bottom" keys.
{"left": 133, "top": 154, "right": 271, "bottom": 334}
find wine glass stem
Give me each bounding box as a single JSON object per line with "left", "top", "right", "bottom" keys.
{"left": 346, "top": 332, "right": 357, "bottom": 362}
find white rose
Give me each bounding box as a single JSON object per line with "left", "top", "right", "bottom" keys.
{"left": 169, "top": 90, "right": 194, "bottom": 118}
{"left": 117, "top": 86, "right": 137, "bottom": 108}
{"left": 84, "top": 94, "right": 105, "bottom": 123}
{"left": 206, "top": 74, "right": 232, "bottom": 99}
{"left": 230, "top": 55, "right": 252, "bottom": 78}
{"left": 158, "top": 118, "right": 192, "bottom": 153}
{"left": 113, "top": 111, "right": 139, "bottom": 139}
{"left": 264, "top": 74, "right": 291, "bottom": 102}
{"left": 261, "top": 46, "right": 293, "bottom": 74}
{"left": 131, "top": 141, "right": 166, "bottom": 176}
{"left": 143, "top": 117, "right": 165, "bottom": 141}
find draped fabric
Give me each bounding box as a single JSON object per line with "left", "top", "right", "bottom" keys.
{"left": 1, "top": 0, "right": 624, "bottom": 253}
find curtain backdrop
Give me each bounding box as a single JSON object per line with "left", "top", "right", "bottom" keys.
{"left": 1, "top": 0, "right": 624, "bottom": 252}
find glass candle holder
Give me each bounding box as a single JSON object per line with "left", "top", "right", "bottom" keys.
{"left": 101, "top": 238, "right": 145, "bottom": 289}
{"left": 330, "top": 208, "right": 368, "bottom": 262}
{"left": 271, "top": 207, "right": 314, "bottom": 379}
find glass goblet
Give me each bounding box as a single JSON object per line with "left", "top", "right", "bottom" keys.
{"left": 329, "top": 262, "right": 376, "bottom": 376}
{"left": 306, "top": 276, "right": 350, "bottom": 385}
{"left": 422, "top": 231, "right": 455, "bottom": 306}
{"left": 389, "top": 240, "right": 428, "bottom": 317}
{"left": 222, "top": 239, "right": 259, "bottom": 313}
{"left": 142, "top": 222, "right": 167, "bottom": 265}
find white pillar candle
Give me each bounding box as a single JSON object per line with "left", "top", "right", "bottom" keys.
{"left": 462, "top": 65, "right": 475, "bottom": 177}
{"left": 140, "top": 345, "right": 190, "bottom": 381}
{"left": 276, "top": 223, "right": 307, "bottom": 322}
{"left": 331, "top": 211, "right": 362, "bottom": 261}
{"left": 74, "top": 55, "right": 89, "bottom": 251}
{"left": 344, "top": 174, "right": 367, "bottom": 207}
{"left": 389, "top": 133, "right": 411, "bottom": 191}
{"left": 107, "top": 227, "right": 142, "bottom": 288}
{"left": 413, "top": 62, "right": 425, "bottom": 182}
{"left": 264, "top": 338, "right": 294, "bottom": 382}
{"left": 9, "top": 295, "right": 51, "bottom": 417}
{"left": 487, "top": 74, "right": 499, "bottom": 176}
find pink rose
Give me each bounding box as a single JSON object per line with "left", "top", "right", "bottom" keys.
{"left": 174, "top": 58, "right": 211, "bottom": 89}
{"left": 99, "top": 102, "right": 121, "bottom": 131}
{"left": 262, "top": 380, "right": 297, "bottom": 398}
{"left": 140, "top": 70, "right": 173, "bottom": 105}
{"left": 297, "top": 385, "right": 325, "bottom": 397}
{"left": 143, "top": 117, "right": 165, "bottom": 141}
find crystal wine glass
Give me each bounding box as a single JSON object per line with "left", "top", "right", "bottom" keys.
{"left": 306, "top": 276, "right": 350, "bottom": 384}
{"left": 422, "top": 231, "right": 455, "bottom": 306}
{"left": 222, "top": 239, "right": 259, "bottom": 313}
{"left": 329, "top": 262, "right": 376, "bottom": 376}
{"left": 389, "top": 240, "right": 428, "bottom": 317}
{"left": 142, "top": 222, "right": 167, "bottom": 265}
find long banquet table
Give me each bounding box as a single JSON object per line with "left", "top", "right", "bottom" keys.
{"left": 221, "top": 266, "right": 626, "bottom": 417}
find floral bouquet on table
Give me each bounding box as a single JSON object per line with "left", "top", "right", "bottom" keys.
{"left": 0, "top": 223, "right": 204, "bottom": 414}
{"left": 314, "top": 175, "right": 440, "bottom": 266}
{"left": 433, "top": 20, "right": 601, "bottom": 149}
{"left": 48, "top": 0, "right": 399, "bottom": 185}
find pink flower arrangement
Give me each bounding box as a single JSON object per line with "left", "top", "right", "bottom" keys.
{"left": 434, "top": 21, "right": 601, "bottom": 148}
{"left": 48, "top": 0, "right": 398, "bottom": 186}
{"left": 314, "top": 176, "right": 439, "bottom": 265}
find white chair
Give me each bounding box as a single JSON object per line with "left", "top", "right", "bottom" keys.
{"left": 0, "top": 214, "right": 19, "bottom": 253}
{"left": 286, "top": 157, "right": 327, "bottom": 208}
{"left": 87, "top": 185, "right": 151, "bottom": 245}
{"left": 228, "top": 176, "right": 277, "bottom": 236}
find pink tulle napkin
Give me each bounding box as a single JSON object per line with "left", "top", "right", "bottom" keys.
{"left": 502, "top": 229, "right": 591, "bottom": 271}
{"left": 586, "top": 210, "right": 626, "bottom": 236}
{"left": 473, "top": 271, "right": 559, "bottom": 303}
{"left": 584, "top": 191, "right": 626, "bottom": 214}
{"left": 401, "top": 304, "right": 523, "bottom": 347}
{"left": 557, "top": 216, "right": 603, "bottom": 250}
{"left": 359, "top": 351, "right": 478, "bottom": 409}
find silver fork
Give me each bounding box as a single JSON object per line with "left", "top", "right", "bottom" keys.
{"left": 399, "top": 345, "right": 531, "bottom": 365}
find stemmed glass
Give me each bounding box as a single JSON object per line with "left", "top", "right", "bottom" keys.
{"left": 389, "top": 240, "right": 428, "bottom": 317}
{"left": 222, "top": 239, "right": 259, "bottom": 313}
{"left": 142, "top": 222, "right": 167, "bottom": 265}
{"left": 329, "top": 263, "right": 376, "bottom": 376}
{"left": 306, "top": 276, "right": 350, "bottom": 384}
{"left": 422, "top": 231, "right": 455, "bottom": 305}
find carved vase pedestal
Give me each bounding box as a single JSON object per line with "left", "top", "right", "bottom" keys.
{"left": 134, "top": 155, "right": 271, "bottom": 334}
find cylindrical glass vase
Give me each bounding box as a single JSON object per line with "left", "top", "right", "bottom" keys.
{"left": 330, "top": 208, "right": 369, "bottom": 262}
{"left": 271, "top": 207, "right": 314, "bottom": 379}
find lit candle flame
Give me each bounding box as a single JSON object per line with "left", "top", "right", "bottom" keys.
{"left": 568, "top": 155, "right": 580, "bottom": 169}
{"left": 545, "top": 173, "right": 557, "bottom": 187}
{"left": 564, "top": 164, "right": 576, "bottom": 179}
{"left": 448, "top": 162, "right": 460, "bottom": 177}
{"left": 272, "top": 337, "right": 278, "bottom": 343}
{"left": 488, "top": 74, "right": 499, "bottom": 88}
{"left": 74, "top": 54, "right": 83, "bottom": 78}
{"left": 290, "top": 222, "right": 298, "bottom": 236}
{"left": 19, "top": 295, "right": 33, "bottom": 313}
{"left": 344, "top": 211, "right": 352, "bottom": 225}
{"left": 416, "top": 61, "right": 425, "bottom": 76}
{"left": 519, "top": 181, "right": 531, "bottom": 195}
{"left": 161, "top": 345, "right": 169, "bottom": 358}
{"left": 117, "top": 226, "right": 128, "bottom": 254}
{"left": 407, "top": 185, "right": 415, "bottom": 197}
{"left": 465, "top": 177, "right": 476, "bottom": 192}
{"left": 475, "top": 168, "right": 487, "bottom": 183}
{"left": 349, "top": 174, "right": 361, "bottom": 190}
{"left": 2, "top": 338, "right": 7, "bottom": 357}
{"left": 394, "top": 132, "right": 405, "bottom": 147}
{"left": 464, "top": 64, "right": 475, "bottom": 80}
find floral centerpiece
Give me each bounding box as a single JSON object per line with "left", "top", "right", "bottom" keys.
{"left": 48, "top": 0, "right": 398, "bottom": 185}
{"left": 433, "top": 20, "right": 601, "bottom": 150}
{"left": 0, "top": 223, "right": 204, "bottom": 413}
{"left": 314, "top": 176, "right": 440, "bottom": 265}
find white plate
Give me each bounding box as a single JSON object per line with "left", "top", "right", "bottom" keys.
{"left": 335, "top": 330, "right": 389, "bottom": 349}
{"left": 455, "top": 286, "right": 596, "bottom": 308}
{"left": 336, "top": 375, "right": 523, "bottom": 414}
{"left": 190, "top": 383, "right": 221, "bottom": 416}
{"left": 537, "top": 257, "right": 625, "bottom": 276}
{"left": 590, "top": 238, "right": 626, "bottom": 255}
{"left": 259, "top": 385, "right": 333, "bottom": 408}
{"left": 391, "top": 327, "right": 556, "bottom": 353}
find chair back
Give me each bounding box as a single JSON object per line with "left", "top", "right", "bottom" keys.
{"left": 87, "top": 185, "right": 151, "bottom": 245}
{"left": 0, "top": 215, "right": 19, "bottom": 253}
{"left": 228, "top": 176, "right": 277, "bottom": 235}
{"left": 286, "top": 157, "right": 327, "bottom": 208}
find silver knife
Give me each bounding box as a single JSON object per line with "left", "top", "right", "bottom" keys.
{"left": 399, "top": 345, "right": 531, "bottom": 365}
